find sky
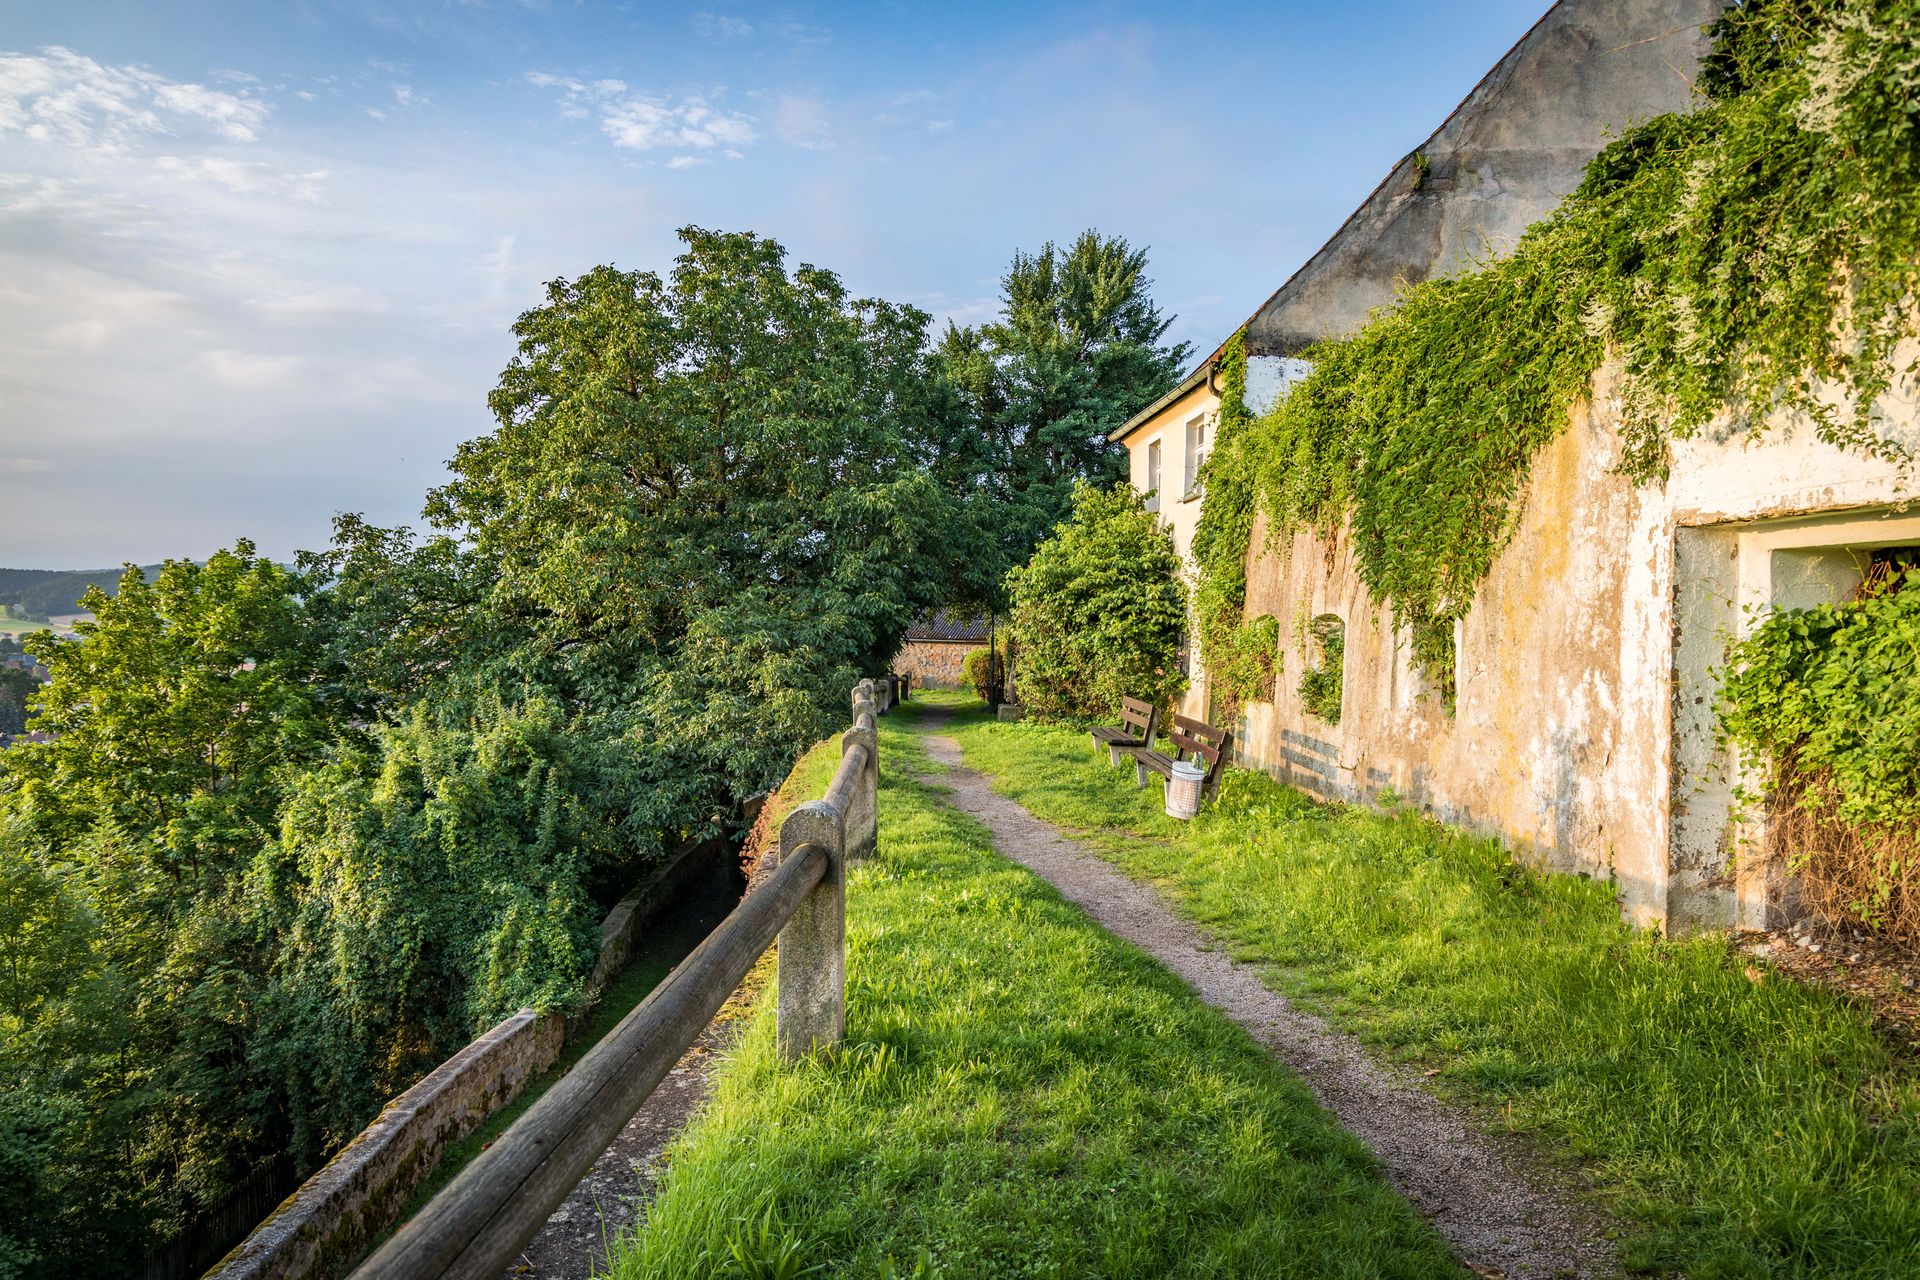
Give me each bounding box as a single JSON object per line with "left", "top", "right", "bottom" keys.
{"left": 0, "top": 0, "right": 1552, "bottom": 569}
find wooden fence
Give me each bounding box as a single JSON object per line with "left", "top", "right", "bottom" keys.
{"left": 343, "top": 678, "right": 889, "bottom": 1279}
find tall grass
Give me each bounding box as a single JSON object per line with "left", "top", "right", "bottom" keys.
{"left": 944, "top": 699, "right": 1920, "bottom": 1279}
{"left": 606, "top": 715, "right": 1462, "bottom": 1279}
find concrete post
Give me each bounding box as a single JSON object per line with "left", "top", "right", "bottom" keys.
{"left": 776, "top": 798, "right": 845, "bottom": 1060}
{"left": 842, "top": 724, "right": 878, "bottom": 863}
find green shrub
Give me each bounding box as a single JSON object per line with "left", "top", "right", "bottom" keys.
{"left": 960, "top": 643, "right": 1003, "bottom": 702}
{"left": 1006, "top": 483, "right": 1187, "bottom": 723}
{"left": 1296, "top": 616, "right": 1344, "bottom": 725}
{"left": 1718, "top": 564, "right": 1920, "bottom": 942}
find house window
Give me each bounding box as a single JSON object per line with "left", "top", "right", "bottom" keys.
{"left": 1184, "top": 413, "right": 1210, "bottom": 497}
{"left": 1145, "top": 438, "right": 1162, "bottom": 512}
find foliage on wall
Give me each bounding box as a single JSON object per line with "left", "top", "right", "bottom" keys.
{"left": 1297, "top": 615, "right": 1346, "bottom": 725}
{"left": 1189, "top": 332, "right": 1280, "bottom": 712}
{"left": 1007, "top": 482, "right": 1189, "bottom": 723}
{"left": 1718, "top": 562, "right": 1920, "bottom": 943}
{"left": 1193, "top": 0, "right": 1920, "bottom": 693}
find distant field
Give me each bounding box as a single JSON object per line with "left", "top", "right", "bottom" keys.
{"left": 0, "top": 608, "right": 51, "bottom": 635}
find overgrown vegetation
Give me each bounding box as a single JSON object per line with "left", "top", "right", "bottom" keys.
{"left": 0, "top": 223, "right": 1182, "bottom": 1276}
{"left": 936, "top": 232, "right": 1191, "bottom": 610}
{"left": 946, "top": 704, "right": 1920, "bottom": 1279}
{"left": 1192, "top": 0, "right": 1920, "bottom": 691}
{"left": 1719, "top": 559, "right": 1920, "bottom": 944}
{"left": 607, "top": 713, "right": 1461, "bottom": 1279}
{"left": 1005, "top": 482, "right": 1188, "bottom": 723}
{"left": 1296, "top": 615, "right": 1345, "bottom": 725}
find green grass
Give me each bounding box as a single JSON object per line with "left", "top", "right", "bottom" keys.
{"left": 606, "top": 711, "right": 1463, "bottom": 1279}
{"left": 939, "top": 695, "right": 1920, "bottom": 1279}
{"left": 0, "top": 606, "right": 50, "bottom": 634}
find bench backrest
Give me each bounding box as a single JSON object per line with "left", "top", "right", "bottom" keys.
{"left": 1169, "top": 714, "right": 1232, "bottom": 783}
{"left": 1118, "top": 696, "right": 1158, "bottom": 739}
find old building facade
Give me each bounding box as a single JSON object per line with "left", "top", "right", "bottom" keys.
{"left": 1114, "top": 0, "right": 1920, "bottom": 932}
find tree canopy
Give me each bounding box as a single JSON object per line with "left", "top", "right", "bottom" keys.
{"left": 937, "top": 231, "right": 1190, "bottom": 608}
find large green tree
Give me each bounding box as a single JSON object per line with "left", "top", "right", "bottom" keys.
{"left": 938, "top": 231, "right": 1189, "bottom": 605}
{"left": 430, "top": 227, "right": 969, "bottom": 799}
{"left": 0, "top": 545, "right": 331, "bottom": 1276}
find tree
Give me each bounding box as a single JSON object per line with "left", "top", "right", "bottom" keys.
{"left": 9, "top": 544, "right": 328, "bottom": 875}
{"left": 0, "top": 545, "right": 337, "bottom": 1273}
{"left": 938, "top": 231, "right": 1190, "bottom": 607}
{"left": 1006, "top": 482, "right": 1189, "bottom": 722}
{"left": 429, "top": 227, "right": 967, "bottom": 800}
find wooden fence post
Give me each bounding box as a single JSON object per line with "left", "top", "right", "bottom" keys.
{"left": 777, "top": 798, "right": 845, "bottom": 1060}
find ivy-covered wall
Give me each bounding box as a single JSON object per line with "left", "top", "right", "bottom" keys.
{"left": 1185, "top": 0, "right": 1920, "bottom": 932}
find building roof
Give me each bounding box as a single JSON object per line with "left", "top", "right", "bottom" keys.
{"left": 906, "top": 610, "right": 992, "bottom": 642}
{"left": 1108, "top": 359, "right": 1218, "bottom": 444}
{"left": 1107, "top": 0, "right": 1723, "bottom": 445}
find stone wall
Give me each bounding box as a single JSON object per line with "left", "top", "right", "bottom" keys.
{"left": 1232, "top": 351, "right": 1920, "bottom": 935}
{"left": 208, "top": 837, "right": 734, "bottom": 1280}
{"left": 896, "top": 638, "right": 982, "bottom": 689}
{"left": 203, "top": 1010, "right": 565, "bottom": 1280}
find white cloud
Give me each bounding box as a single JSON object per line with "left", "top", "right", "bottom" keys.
{"left": 392, "top": 83, "right": 427, "bottom": 108}
{"left": 772, "top": 95, "right": 830, "bottom": 148}
{"left": 153, "top": 154, "right": 327, "bottom": 201}
{"left": 525, "top": 72, "right": 756, "bottom": 153}
{"left": 196, "top": 349, "right": 309, "bottom": 392}
{"left": 692, "top": 12, "right": 753, "bottom": 39}
{"left": 0, "top": 47, "right": 270, "bottom": 149}
{"left": 665, "top": 154, "right": 706, "bottom": 170}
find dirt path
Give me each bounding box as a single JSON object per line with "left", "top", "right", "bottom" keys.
{"left": 502, "top": 1020, "right": 737, "bottom": 1278}
{"left": 502, "top": 867, "right": 755, "bottom": 1280}
{"left": 918, "top": 722, "right": 1619, "bottom": 1280}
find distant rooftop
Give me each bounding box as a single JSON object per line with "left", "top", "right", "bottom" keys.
{"left": 906, "top": 610, "right": 991, "bottom": 643}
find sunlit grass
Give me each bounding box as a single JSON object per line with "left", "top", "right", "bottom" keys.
{"left": 943, "top": 707, "right": 1920, "bottom": 1279}
{"left": 606, "top": 709, "right": 1463, "bottom": 1279}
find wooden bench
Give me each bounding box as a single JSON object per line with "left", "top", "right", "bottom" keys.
{"left": 1090, "top": 696, "right": 1159, "bottom": 765}
{"left": 1131, "top": 714, "right": 1232, "bottom": 799}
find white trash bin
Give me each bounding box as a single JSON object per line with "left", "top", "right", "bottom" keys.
{"left": 1165, "top": 760, "right": 1206, "bottom": 820}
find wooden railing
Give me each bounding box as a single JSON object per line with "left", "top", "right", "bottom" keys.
{"left": 346, "top": 678, "right": 889, "bottom": 1280}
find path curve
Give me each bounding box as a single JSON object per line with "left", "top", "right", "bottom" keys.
{"left": 919, "top": 725, "right": 1618, "bottom": 1280}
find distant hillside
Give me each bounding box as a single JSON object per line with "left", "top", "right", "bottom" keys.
{"left": 0, "top": 565, "right": 163, "bottom": 621}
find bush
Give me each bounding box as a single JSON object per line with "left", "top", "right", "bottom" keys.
{"left": 960, "top": 644, "right": 1004, "bottom": 703}
{"left": 1718, "top": 565, "right": 1920, "bottom": 943}
{"left": 1006, "top": 483, "right": 1187, "bottom": 723}
{"left": 1297, "top": 617, "right": 1345, "bottom": 725}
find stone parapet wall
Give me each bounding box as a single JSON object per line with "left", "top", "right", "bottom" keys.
{"left": 209, "top": 836, "right": 732, "bottom": 1280}
{"left": 204, "top": 1009, "right": 564, "bottom": 1280}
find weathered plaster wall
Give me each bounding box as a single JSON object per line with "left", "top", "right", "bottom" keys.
{"left": 1233, "top": 354, "right": 1920, "bottom": 932}
{"left": 1245, "top": 0, "right": 1724, "bottom": 357}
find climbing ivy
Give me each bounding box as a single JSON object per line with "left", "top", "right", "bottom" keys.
{"left": 1190, "top": 332, "right": 1281, "bottom": 711}
{"left": 1297, "top": 616, "right": 1345, "bottom": 725}
{"left": 1193, "top": 0, "right": 1920, "bottom": 693}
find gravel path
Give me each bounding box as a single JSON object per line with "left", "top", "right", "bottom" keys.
{"left": 502, "top": 1021, "right": 736, "bottom": 1279}
{"left": 919, "top": 724, "right": 1619, "bottom": 1280}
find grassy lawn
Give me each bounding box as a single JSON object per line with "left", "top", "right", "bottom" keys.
{"left": 934, "top": 693, "right": 1920, "bottom": 1279}
{"left": 0, "top": 607, "right": 50, "bottom": 635}
{"left": 606, "top": 712, "right": 1463, "bottom": 1279}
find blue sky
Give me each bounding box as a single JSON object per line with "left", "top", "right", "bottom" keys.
{"left": 0, "top": 0, "right": 1551, "bottom": 568}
